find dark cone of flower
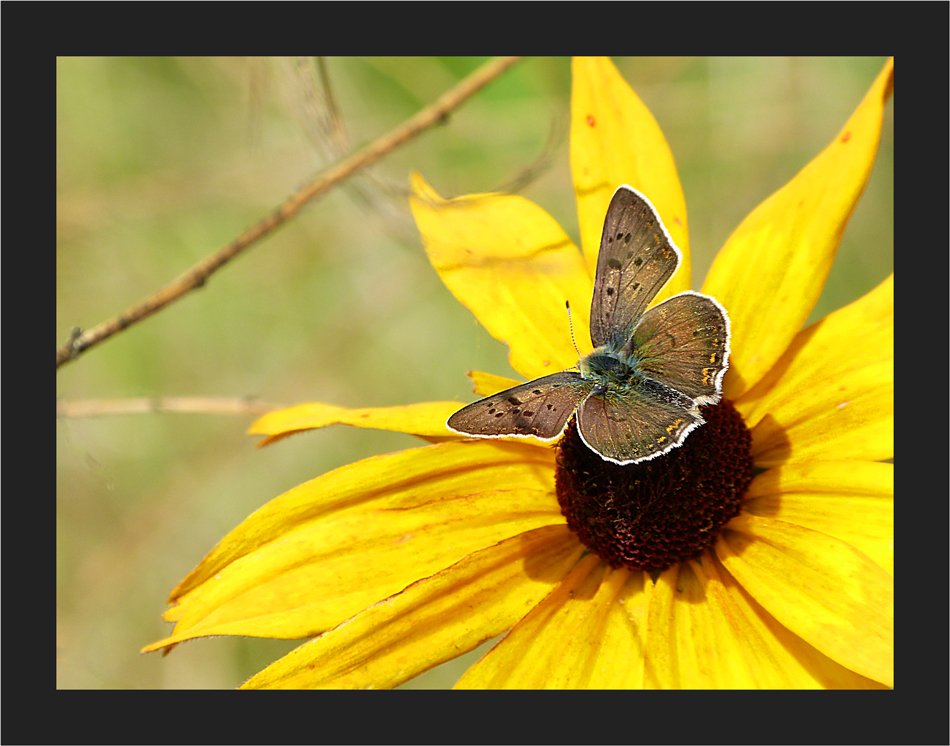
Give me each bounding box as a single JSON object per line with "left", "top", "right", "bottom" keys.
{"left": 555, "top": 399, "right": 753, "bottom": 573}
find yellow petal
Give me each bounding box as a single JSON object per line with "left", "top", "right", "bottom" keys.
{"left": 736, "top": 273, "right": 892, "bottom": 430}
{"left": 143, "top": 440, "right": 559, "bottom": 651}
{"left": 739, "top": 273, "right": 892, "bottom": 465}
{"left": 743, "top": 461, "right": 893, "bottom": 575}
{"left": 645, "top": 554, "right": 883, "bottom": 688}
{"left": 586, "top": 569, "right": 649, "bottom": 688}
{"left": 241, "top": 525, "right": 585, "bottom": 688}
{"left": 717, "top": 514, "right": 893, "bottom": 687}
{"left": 248, "top": 400, "right": 463, "bottom": 447}
{"left": 467, "top": 370, "right": 522, "bottom": 397}
{"left": 570, "top": 56, "right": 691, "bottom": 295}
{"left": 455, "top": 559, "right": 647, "bottom": 688}
{"left": 748, "top": 358, "right": 892, "bottom": 466}
{"left": 410, "top": 172, "right": 592, "bottom": 379}
{"left": 706, "top": 59, "right": 893, "bottom": 399}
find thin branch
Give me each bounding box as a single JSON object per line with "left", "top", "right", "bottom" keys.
{"left": 56, "top": 397, "right": 282, "bottom": 418}
{"left": 494, "top": 114, "right": 566, "bottom": 196}
{"left": 286, "top": 57, "right": 415, "bottom": 245}
{"left": 57, "top": 56, "right": 523, "bottom": 369}
{"left": 288, "top": 56, "right": 349, "bottom": 160}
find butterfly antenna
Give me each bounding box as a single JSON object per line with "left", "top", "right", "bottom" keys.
{"left": 565, "top": 300, "right": 581, "bottom": 358}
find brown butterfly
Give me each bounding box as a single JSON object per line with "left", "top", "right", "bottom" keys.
{"left": 447, "top": 185, "right": 730, "bottom": 465}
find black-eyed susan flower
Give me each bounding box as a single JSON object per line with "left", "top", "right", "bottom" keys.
{"left": 144, "top": 57, "right": 893, "bottom": 689}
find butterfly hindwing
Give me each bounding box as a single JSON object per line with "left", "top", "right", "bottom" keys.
{"left": 626, "top": 291, "right": 730, "bottom": 405}
{"left": 446, "top": 372, "right": 593, "bottom": 441}
{"left": 589, "top": 185, "right": 682, "bottom": 349}
{"left": 576, "top": 380, "right": 703, "bottom": 464}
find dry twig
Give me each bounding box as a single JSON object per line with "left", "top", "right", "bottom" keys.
{"left": 56, "top": 397, "right": 282, "bottom": 418}
{"left": 56, "top": 56, "right": 523, "bottom": 369}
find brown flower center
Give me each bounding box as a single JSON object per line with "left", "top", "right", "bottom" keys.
{"left": 555, "top": 399, "right": 753, "bottom": 573}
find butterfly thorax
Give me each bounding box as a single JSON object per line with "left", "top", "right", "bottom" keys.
{"left": 579, "top": 346, "right": 640, "bottom": 395}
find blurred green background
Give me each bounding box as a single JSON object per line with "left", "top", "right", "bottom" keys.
{"left": 56, "top": 56, "right": 893, "bottom": 689}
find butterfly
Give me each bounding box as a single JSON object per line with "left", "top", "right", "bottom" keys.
{"left": 446, "top": 184, "right": 731, "bottom": 465}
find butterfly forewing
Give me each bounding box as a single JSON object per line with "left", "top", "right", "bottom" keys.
{"left": 626, "top": 291, "right": 730, "bottom": 404}
{"left": 589, "top": 186, "right": 682, "bottom": 349}
{"left": 577, "top": 383, "right": 703, "bottom": 464}
{"left": 446, "top": 372, "right": 593, "bottom": 441}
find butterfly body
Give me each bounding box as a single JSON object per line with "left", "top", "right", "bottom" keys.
{"left": 447, "top": 185, "right": 730, "bottom": 465}
{"left": 580, "top": 347, "right": 638, "bottom": 393}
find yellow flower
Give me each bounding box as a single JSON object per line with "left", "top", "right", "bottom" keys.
{"left": 144, "top": 57, "right": 893, "bottom": 689}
